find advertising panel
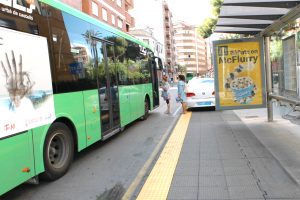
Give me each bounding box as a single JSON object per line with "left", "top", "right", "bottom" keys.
{"left": 0, "top": 27, "right": 55, "bottom": 138}
{"left": 213, "top": 38, "right": 266, "bottom": 110}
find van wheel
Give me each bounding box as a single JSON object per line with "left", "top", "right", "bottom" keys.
{"left": 41, "top": 122, "right": 74, "bottom": 181}
{"left": 141, "top": 99, "right": 149, "bottom": 120}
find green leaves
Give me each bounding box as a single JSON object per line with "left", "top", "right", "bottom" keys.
{"left": 198, "top": 0, "right": 223, "bottom": 38}
{"left": 197, "top": 18, "right": 217, "bottom": 38}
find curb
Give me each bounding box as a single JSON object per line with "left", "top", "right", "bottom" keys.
{"left": 122, "top": 113, "right": 181, "bottom": 200}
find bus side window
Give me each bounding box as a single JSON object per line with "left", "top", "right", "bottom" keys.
{"left": 49, "top": 11, "right": 98, "bottom": 93}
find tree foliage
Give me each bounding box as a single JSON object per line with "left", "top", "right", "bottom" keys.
{"left": 198, "top": 18, "right": 217, "bottom": 39}
{"left": 177, "top": 64, "right": 186, "bottom": 74}
{"left": 197, "top": 0, "right": 223, "bottom": 38}
{"left": 211, "top": 0, "right": 224, "bottom": 16}
{"left": 270, "top": 39, "right": 283, "bottom": 61}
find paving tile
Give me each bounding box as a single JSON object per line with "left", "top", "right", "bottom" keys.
{"left": 200, "top": 154, "right": 221, "bottom": 160}
{"left": 198, "top": 175, "right": 227, "bottom": 187}
{"left": 200, "top": 150, "right": 220, "bottom": 156}
{"left": 200, "top": 144, "right": 219, "bottom": 149}
{"left": 176, "top": 160, "right": 200, "bottom": 168}
{"left": 178, "top": 153, "right": 200, "bottom": 161}
{"left": 171, "top": 175, "right": 198, "bottom": 187}
{"left": 167, "top": 186, "right": 198, "bottom": 200}
{"left": 218, "top": 147, "right": 241, "bottom": 153}
{"left": 199, "top": 167, "right": 224, "bottom": 176}
{"left": 198, "top": 186, "right": 230, "bottom": 199}
{"left": 174, "top": 166, "right": 199, "bottom": 176}
{"left": 228, "top": 185, "right": 264, "bottom": 199}
{"left": 226, "top": 175, "right": 258, "bottom": 186}
{"left": 221, "top": 152, "right": 244, "bottom": 159}
{"left": 242, "top": 146, "right": 271, "bottom": 159}
{"left": 224, "top": 166, "right": 252, "bottom": 175}
{"left": 180, "top": 149, "right": 200, "bottom": 156}
{"left": 200, "top": 159, "right": 223, "bottom": 168}
{"left": 222, "top": 159, "right": 248, "bottom": 168}
{"left": 260, "top": 182, "right": 300, "bottom": 199}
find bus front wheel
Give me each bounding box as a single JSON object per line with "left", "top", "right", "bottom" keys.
{"left": 41, "top": 122, "right": 74, "bottom": 181}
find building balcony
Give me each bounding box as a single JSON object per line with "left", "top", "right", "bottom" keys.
{"left": 125, "top": 0, "right": 134, "bottom": 9}
{"left": 166, "top": 58, "right": 172, "bottom": 63}
{"left": 125, "top": 12, "right": 135, "bottom": 26}
{"left": 164, "top": 5, "right": 169, "bottom": 12}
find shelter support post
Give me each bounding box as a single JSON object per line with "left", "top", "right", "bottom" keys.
{"left": 264, "top": 36, "right": 273, "bottom": 122}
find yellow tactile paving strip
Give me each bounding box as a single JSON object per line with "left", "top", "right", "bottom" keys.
{"left": 136, "top": 112, "right": 192, "bottom": 200}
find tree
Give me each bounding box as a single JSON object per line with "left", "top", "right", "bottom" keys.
{"left": 197, "top": 0, "right": 223, "bottom": 38}
{"left": 198, "top": 18, "right": 217, "bottom": 39}
{"left": 177, "top": 64, "right": 186, "bottom": 74}
{"left": 211, "top": 0, "right": 224, "bottom": 16}
{"left": 219, "top": 34, "right": 242, "bottom": 40}
{"left": 270, "top": 39, "right": 282, "bottom": 61}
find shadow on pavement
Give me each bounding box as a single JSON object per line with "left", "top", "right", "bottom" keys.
{"left": 188, "top": 107, "right": 215, "bottom": 112}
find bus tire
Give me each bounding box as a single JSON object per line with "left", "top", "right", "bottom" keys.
{"left": 140, "top": 99, "right": 149, "bottom": 120}
{"left": 41, "top": 122, "right": 74, "bottom": 181}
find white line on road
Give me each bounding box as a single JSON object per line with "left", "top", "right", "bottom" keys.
{"left": 173, "top": 106, "right": 182, "bottom": 117}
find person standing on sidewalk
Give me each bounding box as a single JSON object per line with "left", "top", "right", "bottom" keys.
{"left": 161, "top": 75, "right": 171, "bottom": 114}
{"left": 177, "top": 74, "right": 187, "bottom": 114}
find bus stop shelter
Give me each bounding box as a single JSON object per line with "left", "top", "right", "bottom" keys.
{"left": 214, "top": 0, "right": 300, "bottom": 121}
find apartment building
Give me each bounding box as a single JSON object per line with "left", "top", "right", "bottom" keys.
{"left": 163, "top": 1, "right": 176, "bottom": 72}
{"left": 60, "top": 0, "right": 135, "bottom": 32}
{"left": 131, "top": 0, "right": 176, "bottom": 72}
{"left": 129, "top": 28, "right": 163, "bottom": 58}
{"left": 174, "top": 21, "right": 208, "bottom": 75}
{"left": 59, "top": 0, "right": 82, "bottom": 11}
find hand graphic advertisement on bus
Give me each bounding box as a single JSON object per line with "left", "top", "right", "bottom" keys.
{"left": 1, "top": 50, "right": 35, "bottom": 108}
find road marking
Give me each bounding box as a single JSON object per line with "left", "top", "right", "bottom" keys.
{"left": 121, "top": 114, "right": 181, "bottom": 200}
{"left": 136, "top": 112, "right": 192, "bottom": 200}
{"left": 173, "top": 106, "right": 182, "bottom": 117}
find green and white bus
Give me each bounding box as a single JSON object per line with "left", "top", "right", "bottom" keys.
{"left": 0, "top": 0, "right": 161, "bottom": 195}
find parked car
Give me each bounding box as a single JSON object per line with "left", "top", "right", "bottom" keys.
{"left": 186, "top": 77, "right": 215, "bottom": 108}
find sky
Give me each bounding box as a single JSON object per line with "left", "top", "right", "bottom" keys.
{"left": 166, "top": 0, "right": 213, "bottom": 26}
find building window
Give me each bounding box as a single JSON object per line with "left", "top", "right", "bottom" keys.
{"left": 92, "top": 1, "right": 98, "bottom": 16}
{"left": 102, "top": 8, "right": 108, "bottom": 21}
{"left": 143, "top": 39, "right": 149, "bottom": 44}
{"left": 111, "top": 14, "right": 115, "bottom": 25}
{"left": 117, "top": 0, "right": 122, "bottom": 7}
{"left": 118, "top": 18, "right": 123, "bottom": 28}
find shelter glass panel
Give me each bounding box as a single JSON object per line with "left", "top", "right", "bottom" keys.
{"left": 270, "top": 17, "right": 300, "bottom": 99}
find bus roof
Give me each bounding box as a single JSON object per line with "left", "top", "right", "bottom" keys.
{"left": 39, "top": 0, "right": 153, "bottom": 52}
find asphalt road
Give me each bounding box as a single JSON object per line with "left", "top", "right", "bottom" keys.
{"left": 1, "top": 88, "right": 180, "bottom": 200}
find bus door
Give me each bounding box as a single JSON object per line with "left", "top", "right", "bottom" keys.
{"left": 94, "top": 39, "right": 120, "bottom": 137}
{"left": 152, "top": 57, "right": 163, "bottom": 108}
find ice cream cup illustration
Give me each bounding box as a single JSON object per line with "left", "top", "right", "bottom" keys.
{"left": 230, "top": 77, "right": 255, "bottom": 103}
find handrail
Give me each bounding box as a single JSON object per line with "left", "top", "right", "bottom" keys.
{"left": 269, "top": 93, "right": 300, "bottom": 106}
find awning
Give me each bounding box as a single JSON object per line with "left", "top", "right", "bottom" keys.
{"left": 215, "top": 0, "right": 300, "bottom": 35}
{"left": 223, "top": 0, "right": 300, "bottom": 8}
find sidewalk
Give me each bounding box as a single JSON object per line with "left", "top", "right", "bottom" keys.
{"left": 136, "top": 107, "right": 300, "bottom": 199}
{"left": 235, "top": 106, "right": 300, "bottom": 185}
